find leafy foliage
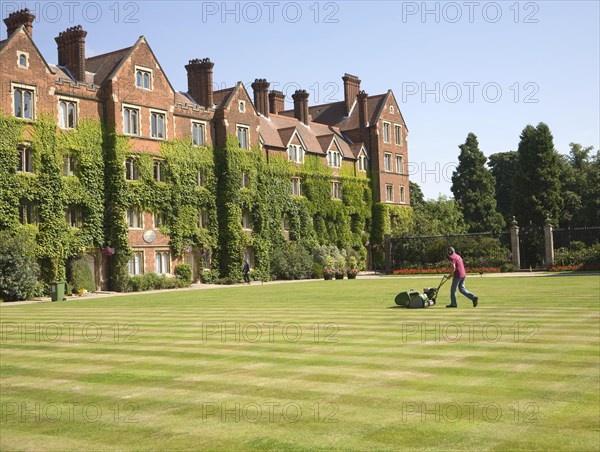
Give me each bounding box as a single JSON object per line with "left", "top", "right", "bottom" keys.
{"left": 0, "top": 229, "right": 40, "bottom": 301}
{"left": 270, "top": 241, "right": 313, "bottom": 280}
{"left": 68, "top": 255, "right": 96, "bottom": 294}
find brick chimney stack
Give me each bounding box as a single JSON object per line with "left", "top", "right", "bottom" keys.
{"left": 269, "top": 90, "right": 285, "bottom": 115}
{"left": 4, "top": 8, "right": 35, "bottom": 37}
{"left": 251, "top": 78, "right": 270, "bottom": 117}
{"left": 357, "top": 90, "right": 369, "bottom": 129}
{"left": 342, "top": 73, "right": 361, "bottom": 117}
{"left": 185, "top": 58, "right": 215, "bottom": 108}
{"left": 292, "top": 90, "right": 310, "bottom": 125}
{"left": 55, "top": 25, "right": 87, "bottom": 82}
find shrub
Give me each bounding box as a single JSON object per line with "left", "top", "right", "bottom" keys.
{"left": 68, "top": 255, "right": 96, "bottom": 294}
{"left": 312, "top": 263, "right": 324, "bottom": 279}
{"left": 0, "top": 230, "right": 40, "bottom": 301}
{"left": 174, "top": 264, "right": 192, "bottom": 285}
{"left": 270, "top": 242, "right": 313, "bottom": 280}
{"left": 200, "top": 269, "right": 219, "bottom": 284}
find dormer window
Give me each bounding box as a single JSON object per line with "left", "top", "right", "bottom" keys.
{"left": 239, "top": 101, "right": 246, "bottom": 112}
{"left": 135, "top": 67, "right": 152, "bottom": 90}
{"left": 358, "top": 154, "right": 367, "bottom": 172}
{"left": 327, "top": 149, "right": 341, "bottom": 168}
{"left": 288, "top": 144, "right": 304, "bottom": 163}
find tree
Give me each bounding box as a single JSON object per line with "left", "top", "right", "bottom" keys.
{"left": 488, "top": 151, "right": 517, "bottom": 225}
{"left": 409, "top": 181, "right": 424, "bottom": 207}
{"left": 512, "top": 123, "right": 563, "bottom": 226}
{"left": 451, "top": 133, "right": 504, "bottom": 232}
{"left": 413, "top": 196, "right": 467, "bottom": 236}
{"left": 0, "top": 230, "right": 40, "bottom": 301}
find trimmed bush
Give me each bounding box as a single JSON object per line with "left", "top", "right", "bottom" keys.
{"left": 270, "top": 241, "right": 313, "bottom": 280}
{"left": 68, "top": 256, "right": 96, "bottom": 294}
{"left": 0, "top": 230, "right": 40, "bottom": 301}
{"left": 174, "top": 264, "right": 192, "bottom": 285}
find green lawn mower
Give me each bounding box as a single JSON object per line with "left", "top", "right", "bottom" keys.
{"left": 394, "top": 275, "right": 450, "bottom": 308}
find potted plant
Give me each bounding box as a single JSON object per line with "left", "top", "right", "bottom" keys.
{"left": 323, "top": 268, "right": 334, "bottom": 280}
{"left": 335, "top": 255, "right": 346, "bottom": 279}
{"left": 347, "top": 256, "right": 359, "bottom": 279}
{"left": 323, "top": 257, "right": 335, "bottom": 280}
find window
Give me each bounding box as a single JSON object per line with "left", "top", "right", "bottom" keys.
{"left": 62, "top": 155, "right": 76, "bottom": 176}
{"left": 197, "top": 170, "right": 205, "bottom": 187}
{"left": 129, "top": 252, "right": 143, "bottom": 275}
{"left": 155, "top": 251, "right": 170, "bottom": 274}
{"left": 385, "top": 184, "right": 394, "bottom": 202}
{"left": 382, "top": 122, "right": 391, "bottom": 143}
{"left": 242, "top": 208, "right": 252, "bottom": 230}
{"left": 389, "top": 105, "right": 394, "bottom": 114}
{"left": 396, "top": 154, "right": 403, "bottom": 174}
{"left": 358, "top": 154, "right": 367, "bottom": 172}
{"left": 395, "top": 124, "right": 402, "bottom": 145}
{"left": 237, "top": 125, "right": 249, "bottom": 150}
{"left": 123, "top": 107, "right": 139, "bottom": 135}
{"left": 198, "top": 210, "right": 208, "bottom": 228}
{"left": 192, "top": 122, "right": 205, "bottom": 146}
{"left": 126, "top": 208, "right": 143, "bottom": 229}
{"left": 135, "top": 68, "right": 151, "bottom": 90}
{"left": 384, "top": 153, "right": 392, "bottom": 172}
{"left": 242, "top": 172, "right": 250, "bottom": 188}
{"left": 59, "top": 100, "right": 77, "bottom": 129}
{"left": 19, "top": 202, "right": 37, "bottom": 225}
{"left": 150, "top": 112, "right": 165, "bottom": 139}
{"left": 282, "top": 214, "right": 290, "bottom": 231}
{"left": 331, "top": 181, "right": 342, "bottom": 200}
{"left": 125, "top": 158, "right": 138, "bottom": 180}
{"left": 18, "top": 52, "right": 28, "bottom": 68}
{"left": 291, "top": 177, "right": 301, "bottom": 196}
{"left": 153, "top": 159, "right": 165, "bottom": 181}
{"left": 239, "top": 101, "right": 246, "bottom": 112}
{"left": 327, "top": 150, "right": 341, "bottom": 168}
{"left": 288, "top": 144, "right": 304, "bottom": 163}
{"left": 66, "top": 206, "right": 83, "bottom": 228}
{"left": 400, "top": 185, "right": 406, "bottom": 204}
{"left": 154, "top": 212, "right": 165, "bottom": 228}
{"left": 17, "top": 146, "right": 33, "bottom": 173}
{"left": 13, "top": 86, "right": 34, "bottom": 119}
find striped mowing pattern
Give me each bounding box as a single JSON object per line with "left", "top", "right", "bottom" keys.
{"left": 1, "top": 275, "right": 599, "bottom": 451}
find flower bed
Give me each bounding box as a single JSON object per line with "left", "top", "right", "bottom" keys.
{"left": 392, "top": 267, "right": 500, "bottom": 275}
{"left": 549, "top": 264, "right": 600, "bottom": 272}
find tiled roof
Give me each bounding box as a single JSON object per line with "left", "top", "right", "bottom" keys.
{"left": 213, "top": 87, "right": 234, "bottom": 108}
{"left": 85, "top": 46, "right": 132, "bottom": 85}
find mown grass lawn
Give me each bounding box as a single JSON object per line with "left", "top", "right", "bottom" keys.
{"left": 1, "top": 274, "right": 599, "bottom": 451}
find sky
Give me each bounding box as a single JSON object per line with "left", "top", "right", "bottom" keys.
{"left": 2, "top": 0, "right": 599, "bottom": 200}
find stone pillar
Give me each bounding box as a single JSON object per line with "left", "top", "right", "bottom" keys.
{"left": 384, "top": 234, "right": 391, "bottom": 273}
{"left": 510, "top": 217, "right": 520, "bottom": 270}
{"left": 544, "top": 216, "right": 554, "bottom": 269}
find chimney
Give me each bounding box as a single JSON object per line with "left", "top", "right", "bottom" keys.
{"left": 185, "top": 58, "right": 214, "bottom": 108}
{"left": 269, "top": 90, "right": 285, "bottom": 115}
{"left": 4, "top": 8, "right": 35, "bottom": 37}
{"left": 55, "top": 25, "right": 87, "bottom": 82}
{"left": 357, "top": 90, "right": 369, "bottom": 129}
{"left": 251, "top": 78, "right": 270, "bottom": 117}
{"left": 292, "top": 90, "right": 309, "bottom": 125}
{"left": 342, "top": 73, "right": 361, "bottom": 117}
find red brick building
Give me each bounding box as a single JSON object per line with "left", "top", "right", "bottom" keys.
{"left": 0, "top": 9, "right": 410, "bottom": 287}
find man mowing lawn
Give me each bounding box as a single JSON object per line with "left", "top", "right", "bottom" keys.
{"left": 447, "top": 246, "right": 479, "bottom": 308}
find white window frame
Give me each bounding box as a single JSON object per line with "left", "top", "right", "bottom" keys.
{"left": 149, "top": 109, "right": 167, "bottom": 140}
{"left": 66, "top": 205, "right": 83, "bottom": 228}
{"left": 237, "top": 125, "right": 250, "bottom": 150}
{"left": 288, "top": 144, "right": 304, "bottom": 164}
{"left": 153, "top": 159, "right": 165, "bottom": 182}
{"left": 382, "top": 121, "right": 391, "bottom": 143}
{"left": 129, "top": 251, "right": 144, "bottom": 275}
{"left": 394, "top": 124, "right": 402, "bottom": 146}
{"left": 134, "top": 66, "right": 153, "bottom": 91}
{"left": 192, "top": 121, "right": 206, "bottom": 146}
{"left": 400, "top": 185, "right": 406, "bottom": 204}
{"left": 389, "top": 105, "right": 394, "bottom": 114}
{"left": 17, "top": 145, "right": 33, "bottom": 173}
{"left": 17, "top": 51, "right": 29, "bottom": 69}
{"left": 62, "top": 154, "right": 76, "bottom": 177}
{"left": 291, "top": 177, "right": 301, "bottom": 196}
{"left": 155, "top": 251, "right": 171, "bottom": 274}
{"left": 12, "top": 83, "right": 36, "bottom": 121}
{"left": 331, "top": 181, "right": 342, "bottom": 200}
{"left": 395, "top": 154, "right": 404, "bottom": 174}
{"left": 153, "top": 212, "right": 165, "bottom": 228}
{"left": 126, "top": 208, "right": 143, "bottom": 229}
{"left": 384, "top": 153, "right": 392, "bottom": 172}
{"left": 125, "top": 157, "right": 139, "bottom": 180}
{"left": 327, "top": 150, "right": 341, "bottom": 168}
{"left": 385, "top": 184, "right": 394, "bottom": 203}
{"left": 242, "top": 172, "right": 250, "bottom": 188}
{"left": 122, "top": 104, "right": 140, "bottom": 136}
{"left": 58, "top": 97, "right": 79, "bottom": 129}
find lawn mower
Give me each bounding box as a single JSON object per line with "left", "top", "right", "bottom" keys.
{"left": 394, "top": 275, "right": 450, "bottom": 308}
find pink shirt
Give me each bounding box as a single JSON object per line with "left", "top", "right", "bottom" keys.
{"left": 449, "top": 253, "right": 466, "bottom": 278}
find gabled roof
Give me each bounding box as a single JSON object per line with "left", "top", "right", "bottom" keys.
{"left": 86, "top": 46, "right": 132, "bottom": 85}
{"left": 0, "top": 25, "right": 55, "bottom": 74}
{"left": 350, "top": 143, "right": 367, "bottom": 159}
{"left": 215, "top": 82, "right": 258, "bottom": 114}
